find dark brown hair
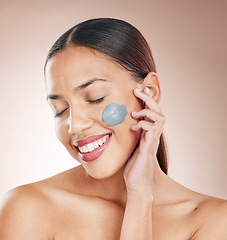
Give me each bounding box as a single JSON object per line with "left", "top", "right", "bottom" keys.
{"left": 45, "top": 18, "right": 168, "bottom": 174}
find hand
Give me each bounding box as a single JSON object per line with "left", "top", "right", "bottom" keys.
{"left": 123, "top": 87, "right": 165, "bottom": 195}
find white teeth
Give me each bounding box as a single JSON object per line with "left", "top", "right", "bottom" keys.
{"left": 93, "top": 141, "right": 99, "bottom": 148}
{"left": 78, "top": 135, "right": 110, "bottom": 153}
{"left": 87, "top": 143, "right": 94, "bottom": 152}
{"left": 98, "top": 139, "right": 103, "bottom": 146}
{"left": 81, "top": 145, "right": 88, "bottom": 153}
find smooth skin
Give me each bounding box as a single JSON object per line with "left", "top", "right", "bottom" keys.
{"left": 0, "top": 46, "right": 227, "bottom": 240}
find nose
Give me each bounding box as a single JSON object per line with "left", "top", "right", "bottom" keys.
{"left": 68, "top": 107, "right": 94, "bottom": 135}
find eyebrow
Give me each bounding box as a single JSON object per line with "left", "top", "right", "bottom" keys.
{"left": 76, "top": 78, "right": 107, "bottom": 90}
{"left": 46, "top": 78, "right": 107, "bottom": 100}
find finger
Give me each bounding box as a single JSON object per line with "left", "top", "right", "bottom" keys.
{"left": 131, "top": 120, "right": 158, "bottom": 132}
{"left": 131, "top": 109, "right": 165, "bottom": 123}
{"left": 131, "top": 121, "right": 162, "bottom": 149}
{"left": 133, "top": 88, "right": 162, "bottom": 113}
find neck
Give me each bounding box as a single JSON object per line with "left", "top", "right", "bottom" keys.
{"left": 83, "top": 166, "right": 127, "bottom": 207}
{"left": 152, "top": 161, "right": 194, "bottom": 206}
{"left": 82, "top": 160, "right": 191, "bottom": 208}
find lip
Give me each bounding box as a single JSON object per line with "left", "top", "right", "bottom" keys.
{"left": 73, "top": 133, "right": 112, "bottom": 163}
{"left": 78, "top": 135, "right": 111, "bottom": 162}
{"left": 74, "top": 133, "right": 111, "bottom": 147}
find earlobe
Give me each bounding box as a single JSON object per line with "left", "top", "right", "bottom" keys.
{"left": 136, "top": 72, "right": 161, "bottom": 103}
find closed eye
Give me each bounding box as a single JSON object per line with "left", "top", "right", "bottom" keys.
{"left": 87, "top": 97, "right": 105, "bottom": 104}
{"left": 54, "top": 97, "right": 104, "bottom": 118}
{"left": 54, "top": 107, "right": 69, "bottom": 118}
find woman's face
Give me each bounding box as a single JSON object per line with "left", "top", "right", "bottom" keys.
{"left": 45, "top": 46, "right": 143, "bottom": 179}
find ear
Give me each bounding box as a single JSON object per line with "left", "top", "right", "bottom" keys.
{"left": 136, "top": 72, "right": 162, "bottom": 103}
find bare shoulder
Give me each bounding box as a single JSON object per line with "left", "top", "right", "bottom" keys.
{"left": 0, "top": 183, "right": 54, "bottom": 239}
{"left": 0, "top": 166, "right": 86, "bottom": 239}
{"left": 193, "top": 194, "right": 227, "bottom": 240}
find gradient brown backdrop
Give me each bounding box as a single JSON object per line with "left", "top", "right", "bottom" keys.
{"left": 0, "top": 0, "right": 226, "bottom": 198}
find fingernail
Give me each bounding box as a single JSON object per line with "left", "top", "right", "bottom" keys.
{"left": 131, "top": 111, "right": 137, "bottom": 116}
{"left": 135, "top": 88, "right": 142, "bottom": 92}
{"left": 131, "top": 125, "right": 137, "bottom": 130}
{"left": 144, "top": 87, "right": 150, "bottom": 94}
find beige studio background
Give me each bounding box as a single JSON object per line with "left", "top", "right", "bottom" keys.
{"left": 0, "top": 0, "right": 226, "bottom": 198}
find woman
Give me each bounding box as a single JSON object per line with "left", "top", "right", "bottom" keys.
{"left": 0, "top": 18, "right": 226, "bottom": 240}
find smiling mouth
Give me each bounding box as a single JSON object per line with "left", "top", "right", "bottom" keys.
{"left": 78, "top": 134, "right": 110, "bottom": 153}
{"left": 74, "top": 133, "right": 112, "bottom": 162}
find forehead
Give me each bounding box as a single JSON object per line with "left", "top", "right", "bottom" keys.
{"left": 45, "top": 46, "right": 124, "bottom": 83}
{"left": 45, "top": 46, "right": 137, "bottom": 96}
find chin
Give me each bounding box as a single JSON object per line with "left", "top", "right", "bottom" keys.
{"left": 86, "top": 170, "right": 115, "bottom": 180}
{"left": 81, "top": 157, "right": 125, "bottom": 180}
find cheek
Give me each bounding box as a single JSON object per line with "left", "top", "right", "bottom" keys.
{"left": 119, "top": 94, "right": 143, "bottom": 147}
{"left": 102, "top": 103, "right": 127, "bottom": 127}
{"left": 104, "top": 100, "right": 141, "bottom": 153}
{"left": 54, "top": 119, "right": 69, "bottom": 145}
{"left": 54, "top": 119, "right": 82, "bottom": 163}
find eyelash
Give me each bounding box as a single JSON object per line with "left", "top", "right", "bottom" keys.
{"left": 87, "top": 97, "right": 105, "bottom": 104}
{"left": 54, "top": 108, "right": 69, "bottom": 118}
{"left": 54, "top": 97, "right": 105, "bottom": 118}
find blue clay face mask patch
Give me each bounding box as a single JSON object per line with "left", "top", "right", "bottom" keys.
{"left": 102, "top": 103, "right": 127, "bottom": 127}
